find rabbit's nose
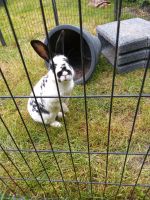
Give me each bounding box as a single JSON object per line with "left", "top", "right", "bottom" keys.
{"left": 62, "top": 71, "right": 68, "bottom": 76}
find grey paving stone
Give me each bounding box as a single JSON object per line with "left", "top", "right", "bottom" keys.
{"left": 102, "top": 46, "right": 149, "bottom": 73}
{"left": 96, "top": 18, "right": 150, "bottom": 54}
{"left": 102, "top": 44, "right": 150, "bottom": 66}
{"left": 117, "top": 60, "right": 149, "bottom": 73}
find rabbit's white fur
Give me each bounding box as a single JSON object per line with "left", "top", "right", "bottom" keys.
{"left": 27, "top": 55, "right": 75, "bottom": 127}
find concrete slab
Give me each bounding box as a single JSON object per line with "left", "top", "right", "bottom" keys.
{"left": 96, "top": 18, "right": 150, "bottom": 54}
{"left": 117, "top": 60, "right": 149, "bottom": 73}
{"left": 102, "top": 45, "right": 150, "bottom": 66}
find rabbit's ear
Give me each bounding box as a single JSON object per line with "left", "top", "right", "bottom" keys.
{"left": 55, "top": 30, "right": 65, "bottom": 55}
{"left": 31, "top": 40, "right": 50, "bottom": 62}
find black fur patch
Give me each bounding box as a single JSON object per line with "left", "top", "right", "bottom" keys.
{"left": 42, "top": 79, "right": 45, "bottom": 87}
{"left": 40, "top": 75, "right": 48, "bottom": 89}
{"left": 38, "top": 105, "right": 50, "bottom": 114}
{"left": 31, "top": 100, "right": 49, "bottom": 114}
{"left": 57, "top": 67, "right": 72, "bottom": 78}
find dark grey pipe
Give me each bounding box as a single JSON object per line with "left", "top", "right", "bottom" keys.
{"left": 44, "top": 25, "right": 101, "bottom": 84}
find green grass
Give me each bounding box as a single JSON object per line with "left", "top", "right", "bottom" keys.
{"left": 0, "top": 0, "right": 140, "bottom": 46}
{"left": 0, "top": 0, "right": 115, "bottom": 46}
{"left": 0, "top": 0, "right": 150, "bottom": 199}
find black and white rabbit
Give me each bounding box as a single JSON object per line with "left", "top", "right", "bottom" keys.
{"left": 27, "top": 32, "right": 75, "bottom": 127}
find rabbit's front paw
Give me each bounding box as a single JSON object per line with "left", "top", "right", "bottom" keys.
{"left": 50, "top": 121, "right": 62, "bottom": 128}
{"left": 62, "top": 103, "right": 69, "bottom": 113}
{"left": 57, "top": 112, "right": 66, "bottom": 119}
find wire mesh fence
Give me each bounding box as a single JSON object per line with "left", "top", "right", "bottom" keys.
{"left": 0, "top": 0, "right": 149, "bottom": 46}
{"left": 0, "top": 0, "right": 150, "bottom": 199}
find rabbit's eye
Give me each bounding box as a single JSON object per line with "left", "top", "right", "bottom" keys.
{"left": 63, "top": 57, "right": 68, "bottom": 63}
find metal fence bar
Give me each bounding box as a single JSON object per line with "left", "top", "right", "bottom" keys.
{"left": 0, "top": 68, "right": 57, "bottom": 198}
{"left": 104, "top": 0, "right": 122, "bottom": 196}
{"left": 52, "top": 0, "right": 59, "bottom": 26}
{"left": 1, "top": 94, "right": 150, "bottom": 99}
{"left": 0, "top": 0, "right": 149, "bottom": 198}
{"left": 129, "top": 145, "right": 150, "bottom": 199}
{"left": 0, "top": 176, "right": 149, "bottom": 188}
{"left": 0, "top": 29, "right": 6, "bottom": 46}
{"left": 114, "top": 0, "right": 119, "bottom": 21}
{"left": 2, "top": 3, "right": 60, "bottom": 197}
{"left": 1, "top": 148, "right": 149, "bottom": 156}
{"left": 2, "top": 0, "right": 67, "bottom": 198}
{"left": 0, "top": 177, "right": 16, "bottom": 196}
{"left": 115, "top": 48, "right": 150, "bottom": 199}
{"left": 39, "top": 0, "right": 81, "bottom": 198}
{"left": 78, "top": 0, "right": 93, "bottom": 197}
{"left": 0, "top": 144, "right": 35, "bottom": 195}
{"left": 0, "top": 116, "right": 45, "bottom": 195}
{"left": 143, "top": 188, "right": 150, "bottom": 200}
{"left": 0, "top": 163, "right": 26, "bottom": 197}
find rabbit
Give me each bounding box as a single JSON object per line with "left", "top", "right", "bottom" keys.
{"left": 27, "top": 31, "right": 75, "bottom": 127}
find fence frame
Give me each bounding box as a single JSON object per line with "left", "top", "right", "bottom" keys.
{"left": 0, "top": 0, "right": 150, "bottom": 199}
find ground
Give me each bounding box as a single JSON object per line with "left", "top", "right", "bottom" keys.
{"left": 0, "top": 0, "right": 150, "bottom": 199}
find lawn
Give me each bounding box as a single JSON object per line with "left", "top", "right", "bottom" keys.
{"left": 0, "top": 0, "right": 150, "bottom": 199}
